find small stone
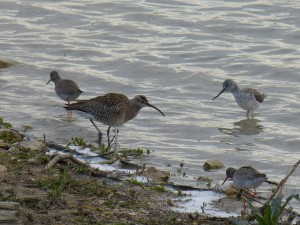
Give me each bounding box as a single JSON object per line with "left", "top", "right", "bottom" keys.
{"left": 28, "top": 158, "right": 38, "bottom": 164}
{"left": 167, "top": 198, "right": 176, "bottom": 207}
{"left": 19, "top": 138, "right": 47, "bottom": 153}
{"left": 8, "top": 147, "right": 18, "bottom": 152}
{"left": 197, "top": 176, "right": 213, "bottom": 182}
{"left": 0, "top": 164, "right": 8, "bottom": 173}
{"left": 203, "top": 159, "right": 225, "bottom": 171}
{"left": 21, "top": 124, "right": 33, "bottom": 132}
{"left": 142, "top": 166, "right": 170, "bottom": 183}
{"left": 0, "top": 140, "right": 10, "bottom": 150}
{"left": 213, "top": 180, "right": 239, "bottom": 195}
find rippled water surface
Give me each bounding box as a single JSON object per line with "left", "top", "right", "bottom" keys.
{"left": 0, "top": 0, "right": 299, "bottom": 211}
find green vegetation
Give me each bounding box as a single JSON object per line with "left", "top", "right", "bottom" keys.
{"left": 16, "top": 147, "right": 39, "bottom": 160}
{"left": 229, "top": 194, "right": 300, "bottom": 225}
{"left": 67, "top": 136, "right": 98, "bottom": 150}
{"left": 249, "top": 194, "right": 300, "bottom": 225}
{"left": 0, "top": 116, "right": 13, "bottom": 129}
{"left": 0, "top": 187, "right": 18, "bottom": 201}
{"left": 38, "top": 165, "right": 111, "bottom": 203}
{"left": 0, "top": 130, "right": 22, "bottom": 143}
{"left": 39, "top": 167, "right": 81, "bottom": 200}
{"left": 119, "top": 148, "right": 144, "bottom": 156}
{"left": 126, "top": 178, "right": 145, "bottom": 189}
{"left": 150, "top": 185, "right": 168, "bottom": 192}
{"left": 19, "top": 197, "right": 41, "bottom": 210}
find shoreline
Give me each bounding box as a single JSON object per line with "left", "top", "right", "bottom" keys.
{"left": 0, "top": 118, "right": 232, "bottom": 225}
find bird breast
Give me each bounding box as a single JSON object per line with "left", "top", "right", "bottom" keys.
{"left": 233, "top": 176, "right": 267, "bottom": 189}
{"left": 233, "top": 89, "right": 260, "bottom": 111}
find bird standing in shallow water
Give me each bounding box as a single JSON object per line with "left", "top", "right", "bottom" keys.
{"left": 64, "top": 93, "right": 165, "bottom": 151}
{"left": 222, "top": 166, "right": 277, "bottom": 195}
{"left": 212, "top": 79, "right": 267, "bottom": 117}
{"left": 47, "top": 71, "right": 83, "bottom": 118}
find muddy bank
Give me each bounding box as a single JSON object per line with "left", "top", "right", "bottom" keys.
{"left": 0, "top": 120, "right": 232, "bottom": 225}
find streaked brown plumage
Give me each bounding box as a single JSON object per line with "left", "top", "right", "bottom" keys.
{"left": 64, "top": 93, "right": 165, "bottom": 150}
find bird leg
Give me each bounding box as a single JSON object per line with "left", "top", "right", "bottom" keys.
{"left": 67, "top": 101, "right": 70, "bottom": 119}
{"left": 105, "top": 135, "right": 115, "bottom": 151}
{"left": 243, "top": 189, "right": 255, "bottom": 199}
{"left": 107, "top": 126, "right": 111, "bottom": 147}
{"left": 89, "top": 119, "right": 102, "bottom": 146}
{"left": 67, "top": 101, "right": 73, "bottom": 119}
{"left": 248, "top": 188, "right": 259, "bottom": 198}
{"left": 246, "top": 110, "right": 250, "bottom": 118}
{"left": 106, "top": 127, "right": 120, "bottom": 151}
{"left": 235, "top": 189, "right": 251, "bottom": 209}
{"left": 113, "top": 126, "right": 118, "bottom": 152}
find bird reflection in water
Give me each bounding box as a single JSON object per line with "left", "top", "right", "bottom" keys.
{"left": 218, "top": 118, "right": 263, "bottom": 136}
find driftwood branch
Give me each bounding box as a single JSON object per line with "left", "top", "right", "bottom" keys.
{"left": 46, "top": 153, "right": 88, "bottom": 169}
{"left": 261, "top": 159, "right": 300, "bottom": 211}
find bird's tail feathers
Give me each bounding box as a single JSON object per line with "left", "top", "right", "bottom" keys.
{"left": 265, "top": 180, "right": 277, "bottom": 186}
{"left": 64, "top": 101, "right": 86, "bottom": 111}
{"left": 261, "top": 93, "right": 267, "bottom": 102}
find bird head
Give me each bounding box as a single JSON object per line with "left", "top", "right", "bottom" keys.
{"left": 46, "top": 71, "right": 60, "bottom": 85}
{"left": 222, "top": 167, "right": 236, "bottom": 185}
{"left": 133, "top": 95, "right": 165, "bottom": 117}
{"left": 212, "top": 79, "right": 238, "bottom": 100}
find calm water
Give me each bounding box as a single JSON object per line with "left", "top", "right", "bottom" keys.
{"left": 0, "top": 0, "right": 299, "bottom": 208}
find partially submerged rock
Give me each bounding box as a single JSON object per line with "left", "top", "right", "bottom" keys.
{"left": 203, "top": 159, "right": 225, "bottom": 171}
{"left": 141, "top": 166, "right": 170, "bottom": 183}
{"left": 0, "top": 60, "right": 15, "bottom": 68}
{"left": 18, "top": 137, "right": 47, "bottom": 153}
{"left": 21, "top": 124, "right": 33, "bottom": 132}
{"left": 214, "top": 180, "right": 239, "bottom": 195}
{"left": 197, "top": 176, "right": 213, "bottom": 183}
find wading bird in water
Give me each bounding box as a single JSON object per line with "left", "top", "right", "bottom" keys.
{"left": 212, "top": 79, "right": 267, "bottom": 117}
{"left": 47, "top": 71, "right": 83, "bottom": 119}
{"left": 64, "top": 93, "right": 165, "bottom": 151}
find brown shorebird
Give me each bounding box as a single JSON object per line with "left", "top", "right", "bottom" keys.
{"left": 212, "top": 79, "right": 267, "bottom": 117}
{"left": 222, "top": 167, "right": 277, "bottom": 195}
{"left": 47, "top": 71, "right": 83, "bottom": 118}
{"left": 64, "top": 93, "right": 165, "bottom": 151}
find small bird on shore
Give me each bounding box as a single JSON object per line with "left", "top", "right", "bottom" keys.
{"left": 212, "top": 79, "right": 267, "bottom": 117}
{"left": 47, "top": 71, "right": 83, "bottom": 118}
{"left": 64, "top": 93, "right": 165, "bottom": 151}
{"left": 222, "top": 166, "right": 277, "bottom": 195}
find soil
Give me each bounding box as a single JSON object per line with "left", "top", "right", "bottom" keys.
{"left": 0, "top": 126, "right": 231, "bottom": 225}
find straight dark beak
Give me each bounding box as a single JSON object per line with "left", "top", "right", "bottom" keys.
{"left": 145, "top": 102, "right": 165, "bottom": 117}
{"left": 46, "top": 79, "right": 51, "bottom": 85}
{"left": 222, "top": 176, "right": 229, "bottom": 185}
{"left": 212, "top": 88, "right": 225, "bottom": 100}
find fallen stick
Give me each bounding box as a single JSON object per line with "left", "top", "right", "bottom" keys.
{"left": 46, "top": 153, "right": 88, "bottom": 169}
{"left": 260, "top": 159, "right": 300, "bottom": 212}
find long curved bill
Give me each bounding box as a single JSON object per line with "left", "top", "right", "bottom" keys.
{"left": 46, "top": 79, "right": 51, "bottom": 85}
{"left": 145, "top": 102, "right": 165, "bottom": 117}
{"left": 222, "top": 176, "right": 229, "bottom": 185}
{"left": 212, "top": 88, "right": 225, "bottom": 100}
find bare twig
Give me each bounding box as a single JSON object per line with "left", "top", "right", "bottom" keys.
{"left": 260, "top": 159, "right": 300, "bottom": 211}
{"left": 99, "top": 150, "right": 115, "bottom": 157}
{"left": 46, "top": 153, "right": 88, "bottom": 169}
